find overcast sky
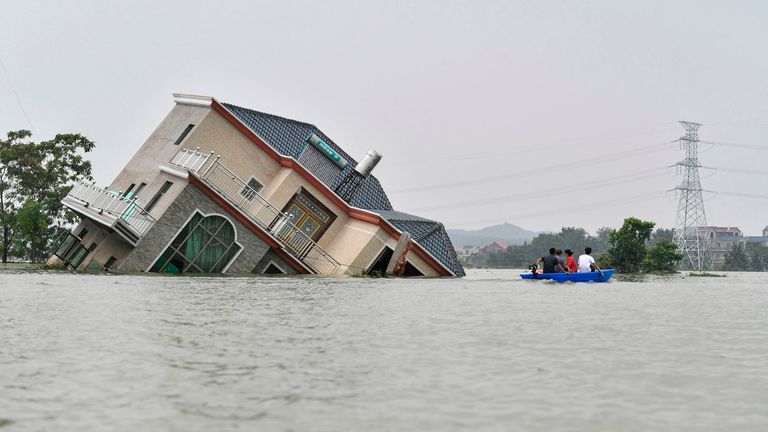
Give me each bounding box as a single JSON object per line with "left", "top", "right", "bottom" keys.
{"left": 1, "top": 0, "right": 767, "bottom": 234}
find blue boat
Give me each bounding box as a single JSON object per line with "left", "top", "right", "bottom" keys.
{"left": 520, "top": 269, "right": 614, "bottom": 283}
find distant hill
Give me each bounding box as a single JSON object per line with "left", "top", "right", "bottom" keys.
{"left": 447, "top": 223, "right": 537, "bottom": 248}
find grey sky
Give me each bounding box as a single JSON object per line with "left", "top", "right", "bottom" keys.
{"left": 1, "top": 0, "right": 766, "bottom": 234}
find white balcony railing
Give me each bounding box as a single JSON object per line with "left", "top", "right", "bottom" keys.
{"left": 170, "top": 146, "right": 214, "bottom": 172}
{"left": 65, "top": 183, "right": 156, "bottom": 237}
{"left": 171, "top": 147, "right": 341, "bottom": 274}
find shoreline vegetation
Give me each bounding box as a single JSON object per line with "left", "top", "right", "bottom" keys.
{"left": 465, "top": 216, "right": 768, "bottom": 274}
{"left": 1, "top": 130, "right": 95, "bottom": 265}
{"left": 465, "top": 217, "right": 684, "bottom": 275}
{"left": 688, "top": 272, "right": 727, "bottom": 278}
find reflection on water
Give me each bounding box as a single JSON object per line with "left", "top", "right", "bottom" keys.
{"left": 1, "top": 269, "right": 767, "bottom": 431}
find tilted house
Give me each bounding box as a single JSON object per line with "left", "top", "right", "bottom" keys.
{"left": 49, "top": 94, "right": 464, "bottom": 277}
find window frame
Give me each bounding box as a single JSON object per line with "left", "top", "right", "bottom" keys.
{"left": 144, "top": 181, "right": 174, "bottom": 212}
{"left": 278, "top": 187, "right": 337, "bottom": 242}
{"left": 174, "top": 124, "right": 195, "bottom": 145}
{"left": 240, "top": 177, "right": 264, "bottom": 202}
{"left": 147, "top": 210, "right": 243, "bottom": 274}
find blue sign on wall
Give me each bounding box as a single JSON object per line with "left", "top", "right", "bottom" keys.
{"left": 305, "top": 133, "right": 348, "bottom": 168}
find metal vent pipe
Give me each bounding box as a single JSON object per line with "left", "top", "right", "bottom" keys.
{"left": 354, "top": 150, "right": 382, "bottom": 177}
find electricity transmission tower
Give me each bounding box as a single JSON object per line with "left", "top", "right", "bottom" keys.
{"left": 672, "top": 121, "right": 713, "bottom": 271}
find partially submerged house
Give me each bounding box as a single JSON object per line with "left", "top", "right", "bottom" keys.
{"left": 49, "top": 94, "right": 464, "bottom": 277}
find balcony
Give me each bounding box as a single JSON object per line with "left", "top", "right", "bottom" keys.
{"left": 171, "top": 147, "right": 342, "bottom": 274}
{"left": 62, "top": 183, "right": 156, "bottom": 246}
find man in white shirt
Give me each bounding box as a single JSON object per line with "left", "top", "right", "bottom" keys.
{"left": 577, "top": 247, "right": 603, "bottom": 276}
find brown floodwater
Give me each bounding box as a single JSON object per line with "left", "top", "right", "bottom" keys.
{"left": 1, "top": 269, "right": 767, "bottom": 431}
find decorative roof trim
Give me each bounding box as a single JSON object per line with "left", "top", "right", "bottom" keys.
{"left": 209, "top": 98, "right": 454, "bottom": 277}
{"left": 173, "top": 93, "right": 213, "bottom": 107}
{"left": 188, "top": 173, "right": 311, "bottom": 275}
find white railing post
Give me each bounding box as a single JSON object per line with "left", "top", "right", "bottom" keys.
{"left": 179, "top": 148, "right": 192, "bottom": 167}
{"left": 200, "top": 151, "right": 214, "bottom": 173}
{"left": 202, "top": 155, "right": 220, "bottom": 177}
{"left": 64, "top": 180, "right": 157, "bottom": 240}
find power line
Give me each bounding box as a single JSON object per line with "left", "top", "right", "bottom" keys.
{"left": 703, "top": 167, "right": 768, "bottom": 176}
{"left": 0, "top": 53, "right": 35, "bottom": 133}
{"left": 390, "top": 142, "right": 671, "bottom": 194}
{"left": 407, "top": 167, "right": 669, "bottom": 212}
{"left": 699, "top": 140, "right": 768, "bottom": 151}
{"left": 444, "top": 192, "right": 666, "bottom": 228}
{"left": 395, "top": 122, "right": 678, "bottom": 167}
{"left": 704, "top": 190, "right": 768, "bottom": 200}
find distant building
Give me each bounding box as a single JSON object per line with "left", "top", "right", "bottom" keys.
{"left": 697, "top": 226, "right": 742, "bottom": 270}
{"left": 741, "top": 225, "right": 768, "bottom": 248}
{"left": 48, "top": 94, "right": 464, "bottom": 277}
{"left": 695, "top": 225, "right": 768, "bottom": 269}
{"left": 480, "top": 241, "right": 509, "bottom": 254}
{"left": 455, "top": 245, "right": 480, "bottom": 259}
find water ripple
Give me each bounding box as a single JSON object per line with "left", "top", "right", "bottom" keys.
{"left": 1, "top": 270, "right": 767, "bottom": 431}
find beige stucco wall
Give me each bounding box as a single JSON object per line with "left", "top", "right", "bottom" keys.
{"left": 106, "top": 103, "right": 214, "bottom": 219}
{"left": 260, "top": 168, "right": 351, "bottom": 247}
{"left": 403, "top": 250, "right": 442, "bottom": 277}
{"left": 323, "top": 219, "right": 396, "bottom": 273}
{"left": 65, "top": 219, "right": 134, "bottom": 271}
{"left": 109, "top": 104, "right": 210, "bottom": 185}
{"left": 180, "top": 109, "right": 282, "bottom": 191}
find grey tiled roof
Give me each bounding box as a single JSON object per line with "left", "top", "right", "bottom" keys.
{"left": 222, "top": 103, "right": 392, "bottom": 210}
{"left": 375, "top": 210, "right": 466, "bottom": 277}
{"left": 221, "top": 101, "right": 464, "bottom": 277}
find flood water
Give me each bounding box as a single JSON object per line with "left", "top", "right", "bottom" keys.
{"left": 1, "top": 269, "right": 767, "bottom": 431}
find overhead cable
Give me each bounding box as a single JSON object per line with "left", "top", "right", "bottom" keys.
{"left": 699, "top": 140, "right": 768, "bottom": 151}
{"left": 0, "top": 53, "right": 35, "bottom": 133}
{"left": 390, "top": 142, "right": 670, "bottom": 194}
{"left": 444, "top": 192, "right": 667, "bottom": 227}
{"left": 407, "top": 167, "right": 669, "bottom": 212}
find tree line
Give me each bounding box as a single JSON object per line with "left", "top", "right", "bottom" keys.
{"left": 0, "top": 130, "right": 95, "bottom": 263}
{"left": 723, "top": 243, "right": 768, "bottom": 271}
{"left": 466, "top": 218, "right": 680, "bottom": 273}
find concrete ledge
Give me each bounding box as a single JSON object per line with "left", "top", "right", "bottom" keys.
{"left": 173, "top": 93, "right": 213, "bottom": 107}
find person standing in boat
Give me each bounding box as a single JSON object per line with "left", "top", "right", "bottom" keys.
{"left": 578, "top": 247, "right": 604, "bottom": 276}
{"left": 564, "top": 249, "right": 578, "bottom": 273}
{"left": 537, "top": 248, "right": 567, "bottom": 273}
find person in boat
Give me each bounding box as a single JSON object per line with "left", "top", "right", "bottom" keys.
{"left": 564, "top": 249, "right": 578, "bottom": 273}
{"left": 555, "top": 249, "right": 567, "bottom": 272}
{"left": 537, "top": 248, "right": 567, "bottom": 273}
{"left": 577, "top": 247, "right": 604, "bottom": 276}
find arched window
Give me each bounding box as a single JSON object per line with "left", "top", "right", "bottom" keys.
{"left": 150, "top": 212, "right": 242, "bottom": 273}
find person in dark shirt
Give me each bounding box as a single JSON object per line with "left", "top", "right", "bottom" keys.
{"left": 555, "top": 249, "right": 566, "bottom": 272}
{"left": 537, "top": 248, "right": 566, "bottom": 273}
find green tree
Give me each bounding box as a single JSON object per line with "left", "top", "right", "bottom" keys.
{"left": 642, "top": 240, "right": 682, "bottom": 273}
{"left": 746, "top": 244, "right": 767, "bottom": 272}
{"left": 0, "top": 130, "right": 94, "bottom": 262}
{"left": 0, "top": 130, "right": 33, "bottom": 262}
{"left": 605, "top": 217, "right": 655, "bottom": 273}
{"left": 723, "top": 243, "right": 748, "bottom": 271}
{"left": 468, "top": 226, "right": 612, "bottom": 269}
{"left": 649, "top": 228, "right": 675, "bottom": 245}
{"left": 591, "top": 227, "right": 613, "bottom": 252}
{"left": 13, "top": 200, "right": 52, "bottom": 263}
